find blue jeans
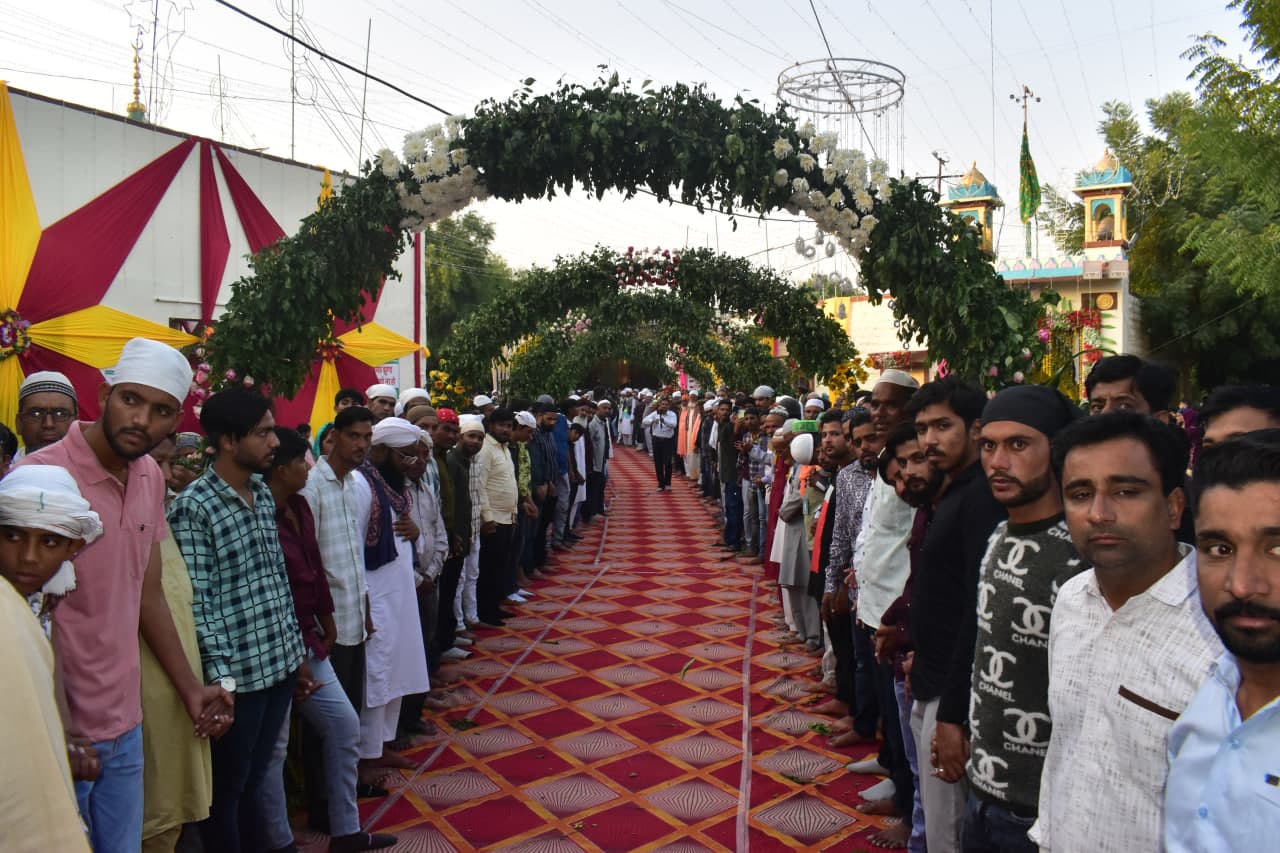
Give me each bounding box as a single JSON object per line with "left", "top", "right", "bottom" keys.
{"left": 202, "top": 675, "right": 295, "bottom": 853}
{"left": 261, "top": 655, "right": 362, "bottom": 847}
{"left": 743, "top": 483, "right": 767, "bottom": 554}
{"left": 962, "top": 792, "right": 1038, "bottom": 853}
{"left": 722, "top": 480, "right": 743, "bottom": 548}
{"left": 75, "top": 722, "right": 144, "bottom": 853}
{"left": 896, "top": 677, "right": 927, "bottom": 853}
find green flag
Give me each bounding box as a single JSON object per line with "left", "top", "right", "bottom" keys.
{"left": 1019, "top": 119, "right": 1041, "bottom": 224}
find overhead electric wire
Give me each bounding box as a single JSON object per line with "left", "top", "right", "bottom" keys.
{"left": 1109, "top": 0, "right": 1136, "bottom": 105}
{"left": 211, "top": 0, "right": 453, "bottom": 116}
{"left": 661, "top": 0, "right": 790, "bottom": 64}
{"left": 804, "top": 0, "right": 879, "bottom": 158}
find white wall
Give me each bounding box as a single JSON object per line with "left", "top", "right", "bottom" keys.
{"left": 10, "top": 89, "right": 420, "bottom": 384}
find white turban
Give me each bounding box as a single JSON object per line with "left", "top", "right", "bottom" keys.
{"left": 804, "top": 398, "right": 826, "bottom": 411}
{"left": 365, "top": 383, "right": 396, "bottom": 402}
{"left": 370, "top": 417, "right": 422, "bottom": 448}
{"left": 458, "top": 414, "right": 485, "bottom": 435}
{"left": 0, "top": 465, "right": 103, "bottom": 596}
{"left": 394, "top": 387, "right": 430, "bottom": 417}
{"left": 110, "top": 338, "right": 193, "bottom": 406}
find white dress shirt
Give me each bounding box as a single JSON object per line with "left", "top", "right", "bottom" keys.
{"left": 854, "top": 475, "right": 915, "bottom": 629}
{"left": 1165, "top": 652, "right": 1280, "bottom": 852}
{"left": 642, "top": 409, "right": 678, "bottom": 438}
{"left": 301, "top": 457, "right": 371, "bottom": 646}
{"left": 1031, "top": 547, "right": 1223, "bottom": 852}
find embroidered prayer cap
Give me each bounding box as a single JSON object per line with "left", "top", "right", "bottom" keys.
{"left": 875, "top": 369, "right": 919, "bottom": 390}
{"left": 515, "top": 411, "right": 537, "bottom": 429}
{"left": 458, "top": 414, "right": 485, "bottom": 435}
{"left": 19, "top": 370, "right": 77, "bottom": 405}
{"left": 109, "top": 338, "right": 193, "bottom": 406}
{"left": 175, "top": 432, "right": 203, "bottom": 451}
{"left": 371, "top": 417, "right": 422, "bottom": 448}
{"left": 752, "top": 385, "right": 776, "bottom": 399}
{"left": 436, "top": 408, "right": 459, "bottom": 424}
{"left": 365, "top": 383, "right": 396, "bottom": 403}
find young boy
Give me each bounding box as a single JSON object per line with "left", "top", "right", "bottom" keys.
{"left": 0, "top": 464, "right": 103, "bottom": 852}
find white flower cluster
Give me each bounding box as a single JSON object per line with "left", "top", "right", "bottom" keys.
{"left": 769, "top": 130, "right": 892, "bottom": 255}
{"left": 380, "top": 116, "right": 490, "bottom": 232}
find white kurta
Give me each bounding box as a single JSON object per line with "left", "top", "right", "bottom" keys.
{"left": 359, "top": 480, "right": 430, "bottom": 710}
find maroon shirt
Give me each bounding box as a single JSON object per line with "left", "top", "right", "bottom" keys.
{"left": 276, "top": 493, "right": 335, "bottom": 659}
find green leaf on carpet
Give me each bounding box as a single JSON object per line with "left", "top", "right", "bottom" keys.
{"left": 808, "top": 721, "right": 832, "bottom": 735}
{"left": 447, "top": 717, "right": 478, "bottom": 731}
{"left": 679, "top": 657, "right": 695, "bottom": 679}
{"left": 781, "top": 773, "right": 812, "bottom": 785}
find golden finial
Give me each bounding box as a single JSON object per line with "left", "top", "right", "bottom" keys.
{"left": 126, "top": 30, "right": 147, "bottom": 122}
{"left": 1093, "top": 149, "right": 1120, "bottom": 173}
{"left": 959, "top": 161, "right": 989, "bottom": 188}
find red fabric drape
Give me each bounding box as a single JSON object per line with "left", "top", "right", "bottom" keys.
{"left": 214, "top": 147, "right": 284, "bottom": 253}
{"left": 199, "top": 142, "right": 230, "bottom": 325}
{"left": 19, "top": 138, "right": 197, "bottom": 323}
{"left": 333, "top": 284, "right": 383, "bottom": 336}
{"left": 271, "top": 356, "right": 378, "bottom": 432}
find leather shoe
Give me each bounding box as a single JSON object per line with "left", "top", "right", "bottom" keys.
{"left": 331, "top": 831, "right": 398, "bottom": 852}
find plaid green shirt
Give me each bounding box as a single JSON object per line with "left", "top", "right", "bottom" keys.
{"left": 169, "top": 467, "right": 303, "bottom": 691}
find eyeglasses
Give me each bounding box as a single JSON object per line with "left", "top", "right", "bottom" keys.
{"left": 394, "top": 448, "right": 422, "bottom": 464}
{"left": 20, "top": 407, "right": 74, "bottom": 423}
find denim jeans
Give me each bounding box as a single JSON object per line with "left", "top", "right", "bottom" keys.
{"left": 75, "top": 722, "right": 144, "bottom": 853}
{"left": 896, "top": 677, "right": 927, "bottom": 853}
{"left": 201, "top": 675, "right": 295, "bottom": 853}
{"left": 961, "top": 792, "right": 1038, "bottom": 853}
{"left": 261, "top": 655, "right": 362, "bottom": 848}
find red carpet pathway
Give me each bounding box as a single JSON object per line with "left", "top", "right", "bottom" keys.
{"left": 299, "top": 445, "right": 894, "bottom": 851}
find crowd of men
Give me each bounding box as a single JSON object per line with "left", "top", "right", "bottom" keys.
{"left": 2, "top": 339, "right": 1278, "bottom": 853}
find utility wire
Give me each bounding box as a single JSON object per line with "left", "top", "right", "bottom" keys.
{"left": 804, "top": 0, "right": 878, "bottom": 158}
{"left": 211, "top": 0, "right": 453, "bottom": 116}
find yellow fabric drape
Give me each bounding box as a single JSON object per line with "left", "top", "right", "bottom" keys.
{"left": 0, "top": 355, "right": 22, "bottom": 433}
{"left": 308, "top": 359, "right": 341, "bottom": 440}
{"left": 30, "top": 305, "right": 196, "bottom": 368}
{"left": 337, "top": 322, "right": 427, "bottom": 365}
{"left": 0, "top": 82, "right": 40, "bottom": 311}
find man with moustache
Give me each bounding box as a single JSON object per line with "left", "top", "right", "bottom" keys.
{"left": 170, "top": 388, "right": 304, "bottom": 853}
{"left": 906, "top": 377, "right": 1005, "bottom": 853}
{"left": 824, "top": 410, "right": 883, "bottom": 748}
{"left": 1031, "top": 413, "right": 1222, "bottom": 853}
{"left": 961, "top": 386, "right": 1084, "bottom": 852}
{"left": 25, "top": 339, "right": 228, "bottom": 853}
{"left": 1165, "top": 431, "right": 1280, "bottom": 850}
{"left": 811, "top": 410, "right": 858, "bottom": 724}
{"left": 874, "top": 422, "right": 947, "bottom": 853}
{"left": 451, "top": 416, "right": 488, "bottom": 629}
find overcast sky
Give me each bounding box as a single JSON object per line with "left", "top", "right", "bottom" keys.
{"left": 0, "top": 0, "right": 1248, "bottom": 282}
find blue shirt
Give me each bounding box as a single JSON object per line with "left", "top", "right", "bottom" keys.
{"left": 551, "top": 414, "right": 569, "bottom": 476}
{"left": 1165, "top": 652, "right": 1280, "bottom": 852}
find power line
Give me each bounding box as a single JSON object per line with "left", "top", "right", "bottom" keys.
{"left": 210, "top": 0, "right": 452, "bottom": 116}
{"left": 661, "top": 0, "right": 789, "bottom": 63}
{"left": 804, "top": 0, "right": 878, "bottom": 158}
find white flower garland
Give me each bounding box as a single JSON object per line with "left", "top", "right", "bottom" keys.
{"left": 771, "top": 134, "right": 888, "bottom": 257}
{"left": 379, "top": 116, "right": 490, "bottom": 232}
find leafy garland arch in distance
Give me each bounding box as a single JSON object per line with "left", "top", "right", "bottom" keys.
{"left": 440, "top": 245, "right": 855, "bottom": 395}
{"left": 206, "top": 75, "right": 1056, "bottom": 396}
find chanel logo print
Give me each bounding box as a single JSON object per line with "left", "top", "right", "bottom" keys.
{"left": 980, "top": 646, "right": 1017, "bottom": 689}
{"left": 970, "top": 747, "right": 1010, "bottom": 790}
{"left": 1003, "top": 708, "right": 1051, "bottom": 747}
{"left": 977, "top": 581, "right": 996, "bottom": 621}
{"left": 996, "top": 537, "right": 1041, "bottom": 576}
{"left": 1010, "top": 597, "right": 1052, "bottom": 640}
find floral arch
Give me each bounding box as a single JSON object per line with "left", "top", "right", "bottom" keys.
{"left": 207, "top": 76, "right": 1056, "bottom": 396}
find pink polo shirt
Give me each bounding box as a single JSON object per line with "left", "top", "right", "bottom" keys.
{"left": 25, "top": 423, "right": 167, "bottom": 741}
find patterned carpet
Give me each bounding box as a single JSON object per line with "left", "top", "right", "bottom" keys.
{"left": 298, "top": 445, "right": 893, "bottom": 852}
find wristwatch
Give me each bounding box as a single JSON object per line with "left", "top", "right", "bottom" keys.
{"left": 217, "top": 676, "right": 236, "bottom": 694}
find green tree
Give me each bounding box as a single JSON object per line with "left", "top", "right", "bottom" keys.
{"left": 1039, "top": 87, "right": 1280, "bottom": 392}
{"left": 423, "top": 213, "right": 516, "bottom": 356}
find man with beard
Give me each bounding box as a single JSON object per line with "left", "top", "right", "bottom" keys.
{"left": 643, "top": 395, "right": 678, "bottom": 493}
{"left": 874, "top": 422, "right": 947, "bottom": 853}
{"left": 364, "top": 384, "right": 398, "bottom": 422}
{"left": 961, "top": 386, "right": 1084, "bottom": 853}
{"left": 1031, "top": 413, "right": 1221, "bottom": 852}
{"left": 26, "top": 339, "right": 228, "bottom": 852}
{"left": 170, "top": 387, "right": 304, "bottom": 853}
{"left": 354, "top": 418, "right": 429, "bottom": 775}
{"left": 906, "top": 377, "right": 1005, "bottom": 853}
{"left": 1164, "top": 430, "right": 1280, "bottom": 850}
{"left": 474, "top": 409, "right": 519, "bottom": 624}
{"left": 303, "top": 406, "right": 377, "bottom": 720}
{"left": 824, "top": 410, "right": 882, "bottom": 748}
{"left": 452, "top": 416, "right": 488, "bottom": 629}
{"left": 529, "top": 402, "right": 560, "bottom": 574}
{"left": 811, "top": 411, "right": 855, "bottom": 718}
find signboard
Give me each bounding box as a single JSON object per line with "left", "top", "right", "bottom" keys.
{"left": 373, "top": 362, "right": 400, "bottom": 390}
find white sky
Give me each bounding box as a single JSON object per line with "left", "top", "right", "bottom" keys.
{"left": 0, "top": 0, "right": 1249, "bottom": 282}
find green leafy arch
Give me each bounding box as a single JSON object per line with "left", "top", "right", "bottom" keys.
{"left": 205, "top": 75, "right": 1055, "bottom": 396}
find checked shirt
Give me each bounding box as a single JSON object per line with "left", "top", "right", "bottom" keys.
{"left": 170, "top": 468, "right": 303, "bottom": 691}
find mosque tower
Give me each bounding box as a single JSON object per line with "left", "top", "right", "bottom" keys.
{"left": 939, "top": 162, "right": 1004, "bottom": 255}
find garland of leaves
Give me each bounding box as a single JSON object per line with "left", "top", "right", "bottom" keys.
{"left": 856, "top": 179, "right": 1059, "bottom": 388}
{"left": 205, "top": 75, "right": 1055, "bottom": 397}
{"left": 438, "top": 246, "right": 853, "bottom": 392}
